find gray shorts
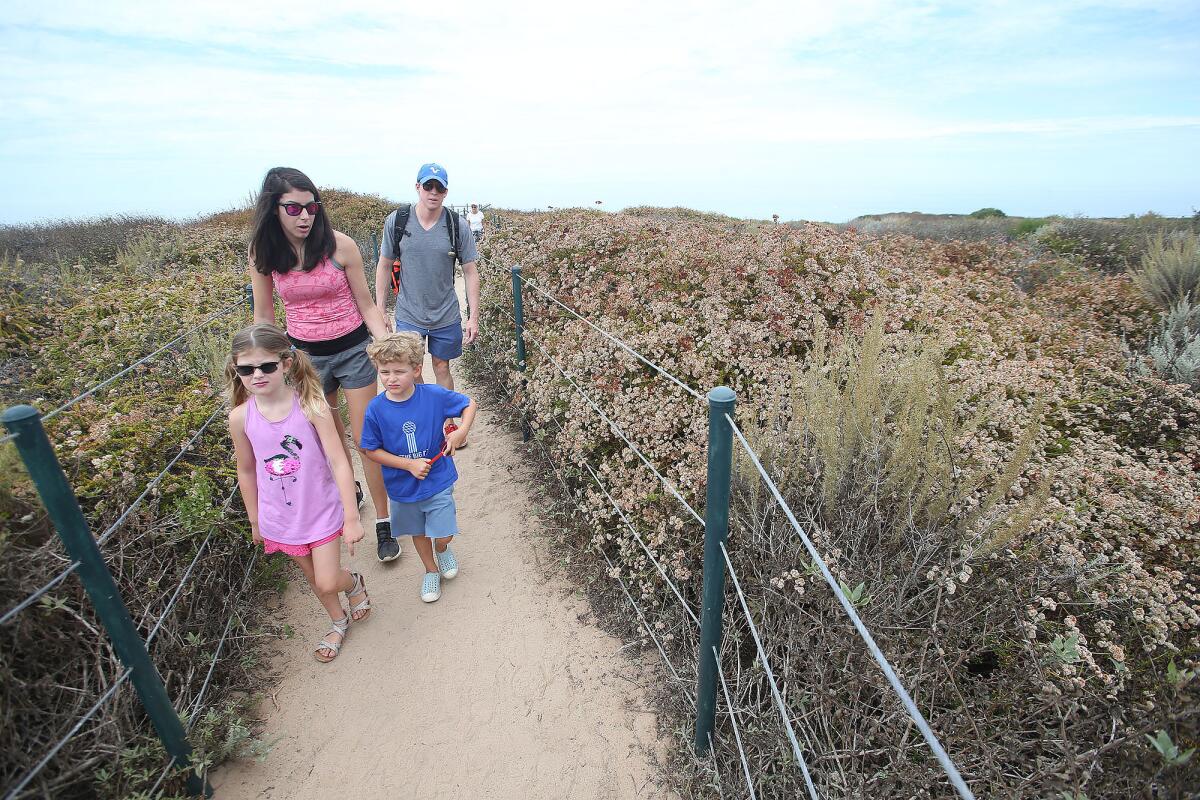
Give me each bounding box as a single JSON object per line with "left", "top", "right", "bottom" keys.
{"left": 306, "top": 338, "right": 377, "bottom": 395}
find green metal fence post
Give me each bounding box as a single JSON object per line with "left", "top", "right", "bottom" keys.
{"left": 2, "top": 405, "right": 210, "bottom": 797}
{"left": 511, "top": 265, "right": 530, "bottom": 442}
{"left": 695, "top": 386, "right": 736, "bottom": 756}
{"left": 244, "top": 282, "right": 254, "bottom": 315}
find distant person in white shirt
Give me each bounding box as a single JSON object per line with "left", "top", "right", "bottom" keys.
{"left": 466, "top": 203, "right": 485, "bottom": 243}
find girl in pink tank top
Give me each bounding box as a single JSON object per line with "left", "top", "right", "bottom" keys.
{"left": 227, "top": 323, "right": 376, "bottom": 663}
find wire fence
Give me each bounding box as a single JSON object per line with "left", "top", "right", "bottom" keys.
{"left": 1, "top": 291, "right": 256, "bottom": 799}
{"left": 476, "top": 257, "right": 976, "bottom": 799}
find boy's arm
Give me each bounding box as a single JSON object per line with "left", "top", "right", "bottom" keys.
{"left": 444, "top": 397, "right": 476, "bottom": 455}
{"left": 362, "top": 447, "right": 432, "bottom": 481}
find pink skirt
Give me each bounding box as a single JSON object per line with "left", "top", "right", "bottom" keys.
{"left": 262, "top": 528, "right": 343, "bottom": 557}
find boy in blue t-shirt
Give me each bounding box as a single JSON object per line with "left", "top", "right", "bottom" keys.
{"left": 360, "top": 333, "right": 477, "bottom": 602}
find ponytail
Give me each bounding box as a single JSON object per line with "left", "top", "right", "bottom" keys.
{"left": 286, "top": 348, "right": 329, "bottom": 420}
{"left": 225, "top": 323, "right": 330, "bottom": 419}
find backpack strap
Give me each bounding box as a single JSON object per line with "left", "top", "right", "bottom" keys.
{"left": 445, "top": 207, "right": 461, "bottom": 266}
{"left": 390, "top": 204, "right": 412, "bottom": 295}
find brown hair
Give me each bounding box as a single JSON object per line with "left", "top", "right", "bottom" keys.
{"left": 248, "top": 167, "right": 336, "bottom": 275}
{"left": 225, "top": 323, "right": 328, "bottom": 419}
{"left": 366, "top": 332, "right": 424, "bottom": 368}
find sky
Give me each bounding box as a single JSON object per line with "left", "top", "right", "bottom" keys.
{"left": 1, "top": 1, "right": 1198, "bottom": 224}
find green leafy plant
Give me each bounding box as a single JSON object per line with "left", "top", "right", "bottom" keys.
{"left": 1146, "top": 730, "right": 1195, "bottom": 767}
{"left": 1050, "top": 633, "right": 1082, "bottom": 664}
{"left": 1132, "top": 231, "right": 1200, "bottom": 309}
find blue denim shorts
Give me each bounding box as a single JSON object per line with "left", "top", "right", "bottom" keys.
{"left": 393, "top": 319, "right": 463, "bottom": 361}
{"left": 388, "top": 486, "right": 458, "bottom": 538}
{"left": 306, "top": 338, "right": 377, "bottom": 395}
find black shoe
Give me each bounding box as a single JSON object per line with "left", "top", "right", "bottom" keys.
{"left": 376, "top": 520, "right": 400, "bottom": 562}
{"left": 355, "top": 481, "right": 364, "bottom": 507}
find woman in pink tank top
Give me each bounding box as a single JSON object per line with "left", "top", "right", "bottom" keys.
{"left": 227, "top": 323, "right": 374, "bottom": 663}
{"left": 249, "top": 168, "right": 391, "bottom": 555}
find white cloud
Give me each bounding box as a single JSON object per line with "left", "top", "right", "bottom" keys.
{"left": 1, "top": 1, "right": 1197, "bottom": 221}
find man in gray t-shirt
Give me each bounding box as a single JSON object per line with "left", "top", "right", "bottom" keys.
{"left": 374, "top": 162, "right": 480, "bottom": 394}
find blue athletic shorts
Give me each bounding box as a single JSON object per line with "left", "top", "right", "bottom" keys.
{"left": 388, "top": 486, "right": 459, "bottom": 538}
{"left": 393, "top": 319, "right": 463, "bottom": 361}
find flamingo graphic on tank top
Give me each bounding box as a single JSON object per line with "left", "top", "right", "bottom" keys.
{"left": 263, "top": 435, "right": 302, "bottom": 506}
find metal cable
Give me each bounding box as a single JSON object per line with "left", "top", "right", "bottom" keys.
{"left": 577, "top": 458, "right": 700, "bottom": 627}
{"left": 714, "top": 645, "right": 759, "bottom": 800}
{"left": 2, "top": 669, "right": 132, "bottom": 799}
{"left": 147, "top": 755, "right": 178, "bottom": 799}
{"left": 725, "top": 413, "right": 975, "bottom": 799}
{"left": 522, "top": 331, "right": 705, "bottom": 526}
{"left": 147, "top": 480, "right": 239, "bottom": 647}
{"left": 2, "top": 404, "right": 224, "bottom": 626}
{"left": 0, "top": 560, "right": 80, "bottom": 626}
{"left": 522, "top": 277, "right": 705, "bottom": 400}
{"left": 145, "top": 531, "right": 215, "bottom": 646}
{"left": 524, "top": 405, "right": 695, "bottom": 706}
{"left": 185, "top": 547, "right": 260, "bottom": 726}
{"left": 598, "top": 546, "right": 693, "bottom": 704}
{"left": 95, "top": 400, "right": 225, "bottom": 548}
{"left": 720, "top": 541, "right": 819, "bottom": 800}
{"left": 0, "top": 432, "right": 15, "bottom": 445}
{"left": 41, "top": 297, "right": 246, "bottom": 425}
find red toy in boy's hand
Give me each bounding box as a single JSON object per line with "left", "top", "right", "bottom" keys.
{"left": 428, "top": 423, "right": 459, "bottom": 465}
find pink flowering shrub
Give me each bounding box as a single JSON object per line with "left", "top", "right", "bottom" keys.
{"left": 472, "top": 209, "right": 1199, "bottom": 798}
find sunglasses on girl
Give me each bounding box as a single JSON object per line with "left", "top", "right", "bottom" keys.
{"left": 421, "top": 181, "right": 447, "bottom": 194}
{"left": 234, "top": 361, "right": 281, "bottom": 376}
{"left": 278, "top": 201, "right": 321, "bottom": 216}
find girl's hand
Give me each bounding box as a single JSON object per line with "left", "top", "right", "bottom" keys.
{"left": 344, "top": 521, "right": 364, "bottom": 557}
{"left": 406, "top": 458, "right": 432, "bottom": 480}
{"left": 250, "top": 522, "right": 263, "bottom": 547}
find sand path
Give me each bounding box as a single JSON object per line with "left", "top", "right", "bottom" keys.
{"left": 212, "top": 353, "right": 668, "bottom": 798}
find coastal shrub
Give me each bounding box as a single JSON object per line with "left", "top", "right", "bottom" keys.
{"left": 1129, "top": 299, "right": 1200, "bottom": 389}
{"left": 472, "top": 208, "right": 1200, "bottom": 799}
{"left": 1132, "top": 230, "right": 1200, "bottom": 310}
{"left": 0, "top": 218, "right": 273, "bottom": 798}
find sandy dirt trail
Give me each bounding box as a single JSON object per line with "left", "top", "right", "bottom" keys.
{"left": 213, "top": 346, "right": 669, "bottom": 798}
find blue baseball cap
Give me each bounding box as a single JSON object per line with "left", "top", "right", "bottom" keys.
{"left": 416, "top": 162, "right": 448, "bottom": 187}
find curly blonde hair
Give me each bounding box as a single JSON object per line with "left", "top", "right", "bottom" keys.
{"left": 366, "top": 332, "right": 424, "bottom": 367}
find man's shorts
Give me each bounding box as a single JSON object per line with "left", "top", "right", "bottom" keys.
{"left": 393, "top": 319, "right": 463, "bottom": 361}
{"left": 306, "top": 338, "right": 377, "bottom": 395}
{"left": 388, "top": 486, "right": 459, "bottom": 538}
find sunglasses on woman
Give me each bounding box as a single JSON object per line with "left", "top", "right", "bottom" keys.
{"left": 278, "top": 201, "right": 321, "bottom": 216}
{"left": 234, "top": 361, "right": 281, "bottom": 376}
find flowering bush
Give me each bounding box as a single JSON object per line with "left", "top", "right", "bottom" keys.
{"left": 472, "top": 208, "right": 1199, "bottom": 798}
{"left": 0, "top": 218, "right": 269, "bottom": 798}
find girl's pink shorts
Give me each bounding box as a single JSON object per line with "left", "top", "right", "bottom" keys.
{"left": 262, "top": 528, "right": 343, "bottom": 557}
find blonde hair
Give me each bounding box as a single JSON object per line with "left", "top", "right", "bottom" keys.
{"left": 366, "top": 332, "right": 424, "bottom": 368}
{"left": 225, "top": 323, "right": 329, "bottom": 419}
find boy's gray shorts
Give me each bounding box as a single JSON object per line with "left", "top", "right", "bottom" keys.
{"left": 307, "top": 339, "right": 377, "bottom": 396}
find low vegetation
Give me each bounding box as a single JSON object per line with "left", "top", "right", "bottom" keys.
{"left": 471, "top": 206, "right": 1199, "bottom": 798}
{"left": 2, "top": 195, "right": 1196, "bottom": 798}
